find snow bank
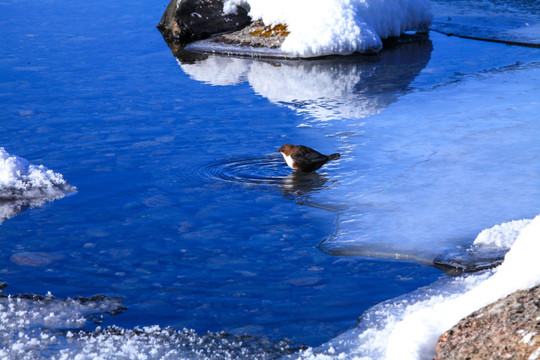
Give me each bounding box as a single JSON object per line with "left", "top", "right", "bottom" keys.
{"left": 223, "top": 0, "right": 432, "bottom": 56}
{"left": 301, "top": 215, "right": 540, "bottom": 359}
{"left": 473, "top": 218, "right": 532, "bottom": 249}
{"left": 384, "top": 215, "right": 540, "bottom": 359}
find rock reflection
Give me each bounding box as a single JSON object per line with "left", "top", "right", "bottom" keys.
{"left": 173, "top": 36, "right": 433, "bottom": 121}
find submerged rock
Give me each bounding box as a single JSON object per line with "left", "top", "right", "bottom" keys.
{"left": 157, "top": 0, "right": 251, "bottom": 45}
{"left": 434, "top": 284, "right": 540, "bottom": 360}
{"left": 10, "top": 252, "right": 62, "bottom": 267}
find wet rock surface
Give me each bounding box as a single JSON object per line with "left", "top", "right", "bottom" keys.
{"left": 435, "top": 284, "right": 540, "bottom": 360}
{"left": 157, "top": 0, "right": 251, "bottom": 45}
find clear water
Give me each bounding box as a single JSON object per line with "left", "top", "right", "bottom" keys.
{"left": 1, "top": 0, "right": 540, "bottom": 358}
{"left": 0, "top": 0, "right": 441, "bottom": 349}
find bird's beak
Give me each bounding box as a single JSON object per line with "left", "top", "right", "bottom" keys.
{"left": 275, "top": 149, "right": 281, "bottom": 153}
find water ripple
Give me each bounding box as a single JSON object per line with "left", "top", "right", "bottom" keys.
{"left": 203, "top": 156, "right": 289, "bottom": 185}
{"left": 179, "top": 155, "right": 337, "bottom": 195}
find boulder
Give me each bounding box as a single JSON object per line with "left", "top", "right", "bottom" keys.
{"left": 157, "top": 0, "right": 251, "bottom": 45}
{"left": 434, "top": 284, "right": 540, "bottom": 360}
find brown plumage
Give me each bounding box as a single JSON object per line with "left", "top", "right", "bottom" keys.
{"left": 276, "top": 144, "right": 340, "bottom": 173}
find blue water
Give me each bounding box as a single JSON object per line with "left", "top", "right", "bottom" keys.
{"left": 1, "top": 0, "right": 540, "bottom": 357}
{"left": 0, "top": 0, "right": 443, "bottom": 348}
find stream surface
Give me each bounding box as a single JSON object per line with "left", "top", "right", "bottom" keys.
{"left": 0, "top": 0, "right": 539, "bottom": 358}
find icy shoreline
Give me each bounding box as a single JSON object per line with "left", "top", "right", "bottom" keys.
{"left": 0, "top": 215, "right": 537, "bottom": 358}
{"left": 2, "top": 148, "right": 537, "bottom": 358}
{"left": 297, "top": 216, "right": 540, "bottom": 359}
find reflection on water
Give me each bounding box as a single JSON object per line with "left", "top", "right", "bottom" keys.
{"left": 176, "top": 36, "right": 433, "bottom": 122}
{"left": 0, "top": 190, "right": 75, "bottom": 225}
{"left": 173, "top": 31, "right": 540, "bottom": 273}
{"left": 281, "top": 172, "right": 330, "bottom": 196}
{"left": 0, "top": 198, "right": 45, "bottom": 225}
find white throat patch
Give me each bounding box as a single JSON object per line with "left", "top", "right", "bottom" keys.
{"left": 281, "top": 153, "right": 295, "bottom": 170}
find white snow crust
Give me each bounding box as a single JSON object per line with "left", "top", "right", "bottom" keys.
{"left": 223, "top": 0, "right": 432, "bottom": 56}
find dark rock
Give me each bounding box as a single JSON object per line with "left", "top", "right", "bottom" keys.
{"left": 157, "top": 0, "right": 252, "bottom": 45}
{"left": 434, "top": 284, "right": 540, "bottom": 360}
{"left": 433, "top": 247, "right": 506, "bottom": 276}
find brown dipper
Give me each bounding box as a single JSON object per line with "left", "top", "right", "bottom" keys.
{"left": 276, "top": 144, "right": 340, "bottom": 173}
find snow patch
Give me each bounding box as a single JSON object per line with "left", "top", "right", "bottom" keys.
{"left": 473, "top": 218, "right": 532, "bottom": 249}
{"left": 223, "top": 0, "right": 432, "bottom": 56}
{"left": 0, "top": 147, "right": 75, "bottom": 223}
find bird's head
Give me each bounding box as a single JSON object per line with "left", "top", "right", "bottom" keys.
{"left": 276, "top": 144, "right": 294, "bottom": 155}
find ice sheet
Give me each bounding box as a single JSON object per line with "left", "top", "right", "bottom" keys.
{"left": 318, "top": 62, "right": 540, "bottom": 266}
{"left": 431, "top": 0, "right": 540, "bottom": 46}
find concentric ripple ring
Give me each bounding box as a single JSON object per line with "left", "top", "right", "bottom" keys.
{"left": 204, "top": 156, "right": 290, "bottom": 185}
